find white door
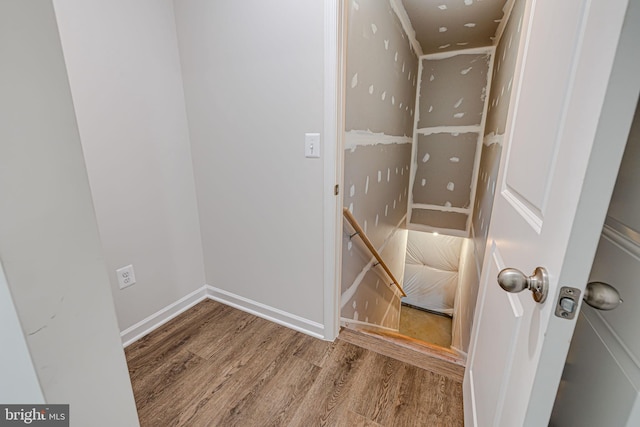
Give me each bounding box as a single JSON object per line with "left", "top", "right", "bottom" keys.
{"left": 550, "top": 99, "right": 640, "bottom": 426}
{"left": 464, "top": 0, "right": 640, "bottom": 426}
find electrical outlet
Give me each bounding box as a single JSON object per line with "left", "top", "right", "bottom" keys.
{"left": 116, "top": 264, "right": 136, "bottom": 289}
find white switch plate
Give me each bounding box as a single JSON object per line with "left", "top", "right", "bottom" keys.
{"left": 116, "top": 264, "right": 136, "bottom": 289}
{"left": 305, "top": 133, "right": 321, "bottom": 158}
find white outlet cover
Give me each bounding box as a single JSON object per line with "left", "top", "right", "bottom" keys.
{"left": 116, "top": 264, "right": 136, "bottom": 289}
{"left": 305, "top": 133, "right": 321, "bottom": 158}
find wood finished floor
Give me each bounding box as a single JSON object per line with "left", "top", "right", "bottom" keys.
{"left": 125, "top": 300, "right": 464, "bottom": 426}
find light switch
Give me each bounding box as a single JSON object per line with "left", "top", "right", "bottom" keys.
{"left": 305, "top": 133, "right": 321, "bottom": 158}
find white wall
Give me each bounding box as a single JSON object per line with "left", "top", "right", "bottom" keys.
{"left": 53, "top": 0, "right": 206, "bottom": 331}
{"left": 0, "top": 1, "right": 139, "bottom": 424}
{"left": 0, "top": 262, "right": 44, "bottom": 404}
{"left": 173, "top": 1, "right": 326, "bottom": 325}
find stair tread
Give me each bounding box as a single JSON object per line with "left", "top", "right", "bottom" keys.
{"left": 338, "top": 326, "right": 465, "bottom": 382}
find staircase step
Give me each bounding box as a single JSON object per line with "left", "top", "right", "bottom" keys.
{"left": 338, "top": 326, "right": 465, "bottom": 382}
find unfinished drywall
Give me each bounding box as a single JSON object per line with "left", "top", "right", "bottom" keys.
{"left": 341, "top": 0, "right": 418, "bottom": 330}
{"left": 418, "top": 54, "right": 491, "bottom": 128}
{"left": 53, "top": 0, "right": 206, "bottom": 333}
{"left": 409, "top": 51, "right": 491, "bottom": 234}
{"left": 451, "top": 237, "right": 479, "bottom": 353}
{"left": 472, "top": 0, "right": 526, "bottom": 267}
{"left": 174, "top": 0, "right": 325, "bottom": 326}
{"left": 343, "top": 144, "right": 412, "bottom": 246}
{"left": 341, "top": 227, "right": 407, "bottom": 329}
{"left": 412, "top": 132, "right": 479, "bottom": 208}
{"left": 346, "top": 0, "right": 418, "bottom": 136}
{"left": 342, "top": 144, "right": 411, "bottom": 329}
{"left": 0, "top": 1, "right": 139, "bottom": 423}
{"left": 402, "top": 0, "right": 509, "bottom": 54}
{"left": 452, "top": 0, "right": 526, "bottom": 354}
{"left": 403, "top": 231, "right": 462, "bottom": 314}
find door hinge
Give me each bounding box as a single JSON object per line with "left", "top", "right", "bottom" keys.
{"left": 334, "top": 184, "right": 340, "bottom": 195}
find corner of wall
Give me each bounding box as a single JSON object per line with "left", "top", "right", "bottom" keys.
{"left": 451, "top": 237, "right": 480, "bottom": 353}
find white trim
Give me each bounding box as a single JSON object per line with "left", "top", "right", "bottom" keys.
{"left": 581, "top": 307, "right": 640, "bottom": 390}
{"left": 603, "top": 219, "right": 640, "bottom": 260}
{"left": 323, "top": 0, "right": 345, "bottom": 342}
{"left": 420, "top": 46, "right": 495, "bottom": 61}
{"left": 121, "top": 284, "right": 328, "bottom": 347}
{"left": 340, "top": 317, "right": 400, "bottom": 333}
{"left": 416, "top": 125, "right": 482, "bottom": 135}
{"left": 120, "top": 286, "right": 208, "bottom": 347}
{"left": 501, "top": 186, "right": 543, "bottom": 233}
{"left": 389, "top": 0, "right": 424, "bottom": 57}
{"left": 206, "top": 285, "right": 325, "bottom": 339}
{"left": 344, "top": 130, "right": 412, "bottom": 150}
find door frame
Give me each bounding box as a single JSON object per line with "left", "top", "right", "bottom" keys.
{"left": 323, "top": 0, "right": 346, "bottom": 341}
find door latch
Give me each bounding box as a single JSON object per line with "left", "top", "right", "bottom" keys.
{"left": 554, "top": 286, "right": 581, "bottom": 319}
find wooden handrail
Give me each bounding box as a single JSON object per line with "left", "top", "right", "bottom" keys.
{"left": 343, "top": 208, "right": 407, "bottom": 297}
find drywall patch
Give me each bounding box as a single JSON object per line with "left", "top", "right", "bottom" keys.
{"left": 471, "top": 0, "right": 526, "bottom": 269}
{"left": 412, "top": 132, "right": 479, "bottom": 208}
{"left": 483, "top": 132, "right": 504, "bottom": 146}
{"left": 343, "top": 142, "right": 411, "bottom": 249}
{"left": 345, "top": 130, "right": 412, "bottom": 150}
{"left": 418, "top": 53, "right": 490, "bottom": 128}
{"left": 345, "top": 0, "right": 419, "bottom": 136}
{"left": 401, "top": 0, "right": 509, "bottom": 54}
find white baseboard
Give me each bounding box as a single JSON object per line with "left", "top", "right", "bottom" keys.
{"left": 205, "top": 285, "right": 325, "bottom": 339}
{"left": 120, "top": 284, "right": 326, "bottom": 347}
{"left": 120, "top": 286, "right": 208, "bottom": 347}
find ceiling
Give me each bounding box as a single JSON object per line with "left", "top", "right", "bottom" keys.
{"left": 401, "top": 0, "right": 510, "bottom": 55}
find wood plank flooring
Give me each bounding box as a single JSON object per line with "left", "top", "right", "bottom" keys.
{"left": 125, "top": 300, "right": 464, "bottom": 426}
